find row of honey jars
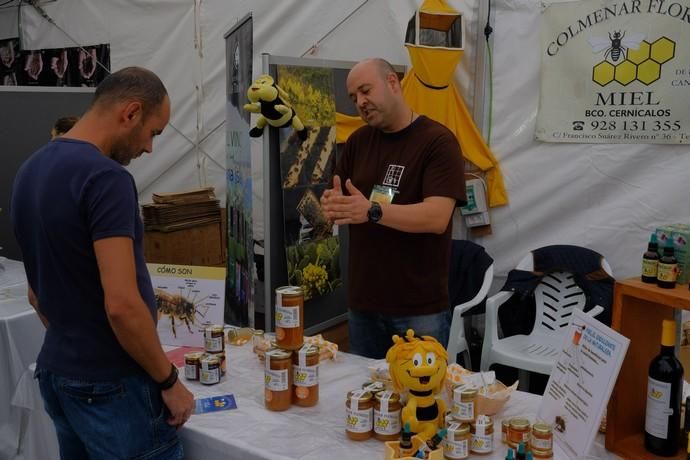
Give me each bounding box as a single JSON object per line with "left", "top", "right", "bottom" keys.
{"left": 274, "top": 286, "right": 304, "bottom": 350}
{"left": 264, "top": 344, "right": 320, "bottom": 411}
{"left": 502, "top": 418, "right": 553, "bottom": 458}
{"left": 184, "top": 351, "right": 225, "bottom": 385}
{"left": 345, "top": 389, "right": 402, "bottom": 441}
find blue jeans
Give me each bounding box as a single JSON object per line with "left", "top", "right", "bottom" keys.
{"left": 36, "top": 368, "right": 183, "bottom": 460}
{"left": 348, "top": 309, "right": 451, "bottom": 359}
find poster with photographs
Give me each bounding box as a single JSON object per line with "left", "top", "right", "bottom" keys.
{"left": 275, "top": 65, "right": 342, "bottom": 301}
{"left": 224, "top": 14, "right": 254, "bottom": 327}
{"left": 0, "top": 42, "right": 110, "bottom": 87}
{"left": 148, "top": 263, "right": 226, "bottom": 348}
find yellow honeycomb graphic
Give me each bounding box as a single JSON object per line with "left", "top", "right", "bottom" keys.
{"left": 638, "top": 60, "right": 661, "bottom": 85}
{"left": 614, "top": 61, "right": 637, "bottom": 85}
{"left": 591, "top": 36, "right": 675, "bottom": 86}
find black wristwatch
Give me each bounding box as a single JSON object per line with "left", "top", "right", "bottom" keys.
{"left": 159, "top": 363, "right": 178, "bottom": 391}
{"left": 367, "top": 201, "right": 382, "bottom": 223}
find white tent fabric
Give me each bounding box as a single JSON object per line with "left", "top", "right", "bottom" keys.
{"left": 6, "top": 0, "right": 687, "bottom": 290}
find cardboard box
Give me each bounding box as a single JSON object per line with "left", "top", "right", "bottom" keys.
{"left": 144, "top": 222, "right": 226, "bottom": 266}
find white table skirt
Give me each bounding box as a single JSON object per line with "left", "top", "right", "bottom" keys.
{"left": 179, "top": 344, "right": 619, "bottom": 460}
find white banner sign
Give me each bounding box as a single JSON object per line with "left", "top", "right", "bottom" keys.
{"left": 536, "top": 0, "right": 690, "bottom": 144}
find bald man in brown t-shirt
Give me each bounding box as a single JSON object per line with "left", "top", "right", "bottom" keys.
{"left": 321, "top": 58, "right": 466, "bottom": 359}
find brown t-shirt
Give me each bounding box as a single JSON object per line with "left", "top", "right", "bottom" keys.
{"left": 335, "top": 116, "right": 466, "bottom": 316}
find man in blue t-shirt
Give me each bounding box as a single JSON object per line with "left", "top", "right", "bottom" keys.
{"left": 10, "top": 67, "right": 194, "bottom": 459}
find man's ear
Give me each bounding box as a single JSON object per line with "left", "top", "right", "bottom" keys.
{"left": 123, "top": 101, "right": 143, "bottom": 123}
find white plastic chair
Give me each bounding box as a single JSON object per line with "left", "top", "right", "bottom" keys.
{"left": 479, "top": 252, "right": 612, "bottom": 384}
{"left": 447, "top": 263, "right": 494, "bottom": 368}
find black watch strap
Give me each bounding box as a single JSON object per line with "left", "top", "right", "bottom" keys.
{"left": 159, "top": 363, "right": 178, "bottom": 391}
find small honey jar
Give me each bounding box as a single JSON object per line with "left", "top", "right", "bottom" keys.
{"left": 530, "top": 423, "right": 553, "bottom": 452}
{"left": 373, "top": 391, "right": 401, "bottom": 441}
{"left": 345, "top": 390, "right": 374, "bottom": 441}
{"left": 183, "top": 352, "right": 203, "bottom": 380}
{"left": 292, "top": 344, "right": 319, "bottom": 407}
{"left": 531, "top": 447, "right": 553, "bottom": 459}
{"left": 501, "top": 419, "right": 511, "bottom": 445}
{"left": 199, "top": 354, "right": 221, "bottom": 385}
{"left": 265, "top": 348, "right": 293, "bottom": 411}
{"left": 508, "top": 418, "right": 530, "bottom": 449}
{"left": 452, "top": 387, "right": 477, "bottom": 422}
{"left": 470, "top": 415, "right": 494, "bottom": 455}
{"left": 275, "top": 286, "right": 304, "bottom": 350}
{"left": 444, "top": 421, "right": 470, "bottom": 459}
{"left": 204, "top": 324, "right": 225, "bottom": 353}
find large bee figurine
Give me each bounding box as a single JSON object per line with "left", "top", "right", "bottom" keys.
{"left": 154, "top": 289, "right": 206, "bottom": 338}
{"left": 243, "top": 74, "right": 307, "bottom": 141}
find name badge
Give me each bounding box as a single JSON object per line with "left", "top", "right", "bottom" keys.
{"left": 369, "top": 185, "right": 395, "bottom": 204}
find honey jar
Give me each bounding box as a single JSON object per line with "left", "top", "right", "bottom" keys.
{"left": 199, "top": 354, "right": 221, "bottom": 385}
{"left": 501, "top": 419, "right": 510, "bottom": 444}
{"left": 508, "top": 418, "right": 530, "bottom": 449}
{"left": 444, "top": 421, "right": 470, "bottom": 459}
{"left": 204, "top": 324, "right": 225, "bottom": 353}
{"left": 470, "top": 415, "right": 494, "bottom": 455}
{"left": 265, "top": 349, "right": 293, "bottom": 411}
{"left": 345, "top": 390, "right": 374, "bottom": 441}
{"left": 362, "top": 381, "right": 386, "bottom": 394}
{"left": 452, "top": 387, "right": 477, "bottom": 422}
{"left": 275, "top": 286, "right": 304, "bottom": 350}
{"left": 373, "top": 391, "right": 401, "bottom": 441}
{"left": 292, "top": 344, "right": 319, "bottom": 407}
{"left": 530, "top": 423, "right": 553, "bottom": 451}
{"left": 183, "top": 352, "right": 203, "bottom": 380}
{"left": 252, "top": 329, "right": 265, "bottom": 353}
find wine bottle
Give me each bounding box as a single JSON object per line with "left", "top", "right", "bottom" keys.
{"left": 645, "top": 319, "right": 684, "bottom": 456}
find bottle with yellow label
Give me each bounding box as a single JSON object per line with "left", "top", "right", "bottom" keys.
{"left": 657, "top": 239, "right": 678, "bottom": 289}
{"left": 644, "top": 320, "right": 684, "bottom": 456}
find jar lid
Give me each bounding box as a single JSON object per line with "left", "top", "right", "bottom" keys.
{"left": 502, "top": 419, "right": 511, "bottom": 426}
{"left": 276, "top": 285, "right": 303, "bottom": 296}
{"left": 266, "top": 348, "right": 293, "bottom": 360}
{"left": 532, "top": 423, "right": 552, "bottom": 435}
{"left": 510, "top": 418, "right": 530, "bottom": 429}
{"left": 253, "top": 329, "right": 265, "bottom": 337}
{"left": 362, "top": 381, "right": 386, "bottom": 392}
{"left": 347, "top": 389, "right": 373, "bottom": 402}
{"left": 374, "top": 390, "right": 400, "bottom": 403}
{"left": 184, "top": 352, "right": 204, "bottom": 359}
{"left": 201, "top": 354, "right": 221, "bottom": 364}
{"left": 530, "top": 447, "right": 553, "bottom": 455}
{"left": 471, "top": 415, "right": 493, "bottom": 428}
{"left": 460, "top": 388, "right": 478, "bottom": 397}
{"left": 296, "top": 344, "right": 320, "bottom": 356}
{"left": 207, "top": 324, "right": 224, "bottom": 333}
{"left": 447, "top": 422, "right": 470, "bottom": 435}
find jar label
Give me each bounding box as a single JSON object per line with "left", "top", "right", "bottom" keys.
{"left": 265, "top": 368, "right": 289, "bottom": 391}
{"left": 204, "top": 336, "right": 224, "bottom": 352}
{"left": 471, "top": 433, "right": 493, "bottom": 453}
{"left": 184, "top": 363, "right": 198, "bottom": 380}
{"left": 657, "top": 262, "right": 678, "bottom": 282}
{"left": 374, "top": 409, "right": 401, "bottom": 435}
{"left": 444, "top": 439, "right": 469, "bottom": 459}
{"left": 276, "top": 304, "right": 300, "bottom": 328}
{"left": 645, "top": 376, "right": 672, "bottom": 439}
{"left": 200, "top": 366, "right": 220, "bottom": 384}
{"left": 452, "top": 401, "right": 474, "bottom": 420}
{"left": 293, "top": 364, "right": 318, "bottom": 387}
{"left": 346, "top": 407, "right": 373, "bottom": 433}
{"left": 642, "top": 259, "right": 658, "bottom": 277}
{"left": 531, "top": 436, "right": 552, "bottom": 450}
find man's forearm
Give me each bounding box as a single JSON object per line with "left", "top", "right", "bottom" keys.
{"left": 378, "top": 198, "right": 455, "bottom": 234}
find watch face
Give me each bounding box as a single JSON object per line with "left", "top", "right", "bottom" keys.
{"left": 368, "top": 202, "right": 382, "bottom": 223}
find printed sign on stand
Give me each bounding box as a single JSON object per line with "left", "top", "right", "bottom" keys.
{"left": 537, "top": 308, "right": 630, "bottom": 458}
{"left": 148, "top": 263, "right": 226, "bottom": 347}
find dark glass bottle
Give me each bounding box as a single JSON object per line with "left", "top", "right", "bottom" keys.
{"left": 642, "top": 233, "right": 659, "bottom": 283}
{"left": 657, "top": 240, "right": 678, "bottom": 289}
{"left": 645, "top": 320, "right": 684, "bottom": 456}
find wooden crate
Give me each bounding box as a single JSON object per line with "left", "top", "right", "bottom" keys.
{"left": 144, "top": 221, "right": 226, "bottom": 267}
{"left": 606, "top": 278, "right": 690, "bottom": 459}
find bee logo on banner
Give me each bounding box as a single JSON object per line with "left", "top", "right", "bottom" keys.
{"left": 536, "top": 0, "right": 690, "bottom": 144}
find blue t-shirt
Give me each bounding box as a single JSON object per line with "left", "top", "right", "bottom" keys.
{"left": 10, "top": 138, "right": 156, "bottom": 380}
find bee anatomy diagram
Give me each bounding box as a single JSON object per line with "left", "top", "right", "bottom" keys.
{"left": 587, "top": 30, "right": 646, "bottom": 63}
{"left": 155, "top": 288, "right": 211, "bottom": 338}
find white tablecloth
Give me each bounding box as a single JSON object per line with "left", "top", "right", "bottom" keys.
{"left": 0, "top": 258, "right": 46, "bottom": 459}
{"left": 179, "top": 344, "right": 619, "bottom": 460}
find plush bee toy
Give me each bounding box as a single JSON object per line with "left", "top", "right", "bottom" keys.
{"left": 386, "top": 329, "right": 448, "bottom": 441}
{"left": 243, "top": 74, "right": 307, "bottom": 141}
